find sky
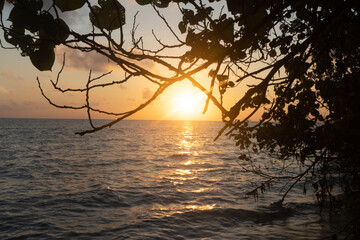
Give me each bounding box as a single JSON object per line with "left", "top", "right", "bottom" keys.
{"left": 0, "top": 1, "right": 261, "bottom": 121}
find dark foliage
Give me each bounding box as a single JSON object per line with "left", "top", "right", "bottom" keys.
{"left": 1, "top": 1, "right": 359, "bottom": 221}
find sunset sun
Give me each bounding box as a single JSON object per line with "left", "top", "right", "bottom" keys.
{"left": 171, "top": 91, "right": 206, "bottom": 117}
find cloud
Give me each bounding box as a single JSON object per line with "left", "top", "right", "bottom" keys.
{"left": 0, "top": 86, "right": 9, "bottom": 94}
{"left": 142, "top": 87, "right": 153, "bottom": 99}
{"left": 55, "top": 46, "right": 115, "bottom": 72}
{"left": 0, "top": 104, "right": 13, "bottom": 113}
{"left": 0, "top": 100, "right": 17, "bottom": 112}
{"left": 55, "top": 47, "right": 159, "bottom": 74}
{"left": 1, "top": 69, "right": 24, "bottom": 81}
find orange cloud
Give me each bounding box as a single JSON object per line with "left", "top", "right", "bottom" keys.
{"left": 142, "top": 87, "right": 153, "bottom": 99}
{"left": 1, "top": 69, "right": 24, "bottom": 81}
{"left": 0, "top": 86, "right": 9, "bottom": 94}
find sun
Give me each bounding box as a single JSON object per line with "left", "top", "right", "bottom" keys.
{"left": 171, "top": 91, "right": 206, "bottom": 117}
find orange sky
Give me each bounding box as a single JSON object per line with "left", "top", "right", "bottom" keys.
{"left": 0, "top": 45, "right": 224, "bottom": 120}
{"left": 0, "top": 1, "right": 263, "bottom": 122}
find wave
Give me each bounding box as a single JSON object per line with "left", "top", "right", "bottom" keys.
{"left": 172, "top": 205, "right": 296, "bottom": 224}
{"left": 168, "top": 152, "right": 192, "bottom": 158}
{"left": 0, "top": 119, "right": 339, "bottom": 239}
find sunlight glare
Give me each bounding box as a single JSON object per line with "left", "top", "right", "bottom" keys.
{"left": 172, "top": 91, "right": 206, "bottom": 117}
{"left": 186, "top": 204, "right": 216, "bottom": 210}
{"left": 184, "top": 160, "right": 192, "bottom": 165}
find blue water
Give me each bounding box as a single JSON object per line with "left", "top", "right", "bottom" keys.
{"left": 0, "top": 119, "right": 349, "bottom": 239}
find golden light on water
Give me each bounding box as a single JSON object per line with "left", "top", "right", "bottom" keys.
{"left": 178, "top": 121, "right": 198, "bottom": 151}
{"left": 176, "top": 169, "right": 192, "bottom": 175}
{"left": 186, "top": 204, "right": 216, "bottom": 210}
{"left": 156, "top": 121, "right": 221, "bottom": 214}
{"left": 180, "top": 140, "right": 192, "bottom": 149}
{"left": 184, "top": 160, "right": 192, "bottom": 165}
{"left": 191, "top": 188, "right": 209, "bottom": 193}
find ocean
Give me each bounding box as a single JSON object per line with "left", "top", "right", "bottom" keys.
{"left": 0, "top": 119, "right": 350, "bottom": 239}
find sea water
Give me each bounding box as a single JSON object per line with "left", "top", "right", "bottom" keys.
{"left": 0, "top": 119, "right": 350, "bottom": 239}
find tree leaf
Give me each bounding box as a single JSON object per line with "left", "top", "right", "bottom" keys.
{"left": 218, "top": 18, "right": 234, "bottom": 43}
{"left": 89, "top": 0, "right": 125, "bottom": 31}
{"left": 0, "top": 0, "right": 4, "bottom": 11}
{"left": 38, "top": 12, "right": 57, "bottom": 39}
{"left": 178, "top": 21, "right": 186, "bottom": 34}
{"left": 269, "top": 49, "right": 276, "bottom": 57}
{"left": 24, "top": 0, "right": 43, "bottom": 12}
{"left": 54, "top": 18, "right": 70, "bottom": 42}
{"left": 54, "top": 0, "right": 86, "bottom": 12}
{"left": 153, "top": 0, "right": 171, "bottom": 8}
{"left": 237, "top": 51, "right": 246, "bottom": 59}
{"left": 226, "top": 0, "right": 241, "bottom": 14}
{"left": 4, "top": 26, "right": 25, "bottom": 46}
{"left": 216, "top": 75, "right": 229, "bottom": 81}
{"left": 29, "top": 46, "right": 55, "bottom": 71}
{"left": 8, "top": 5, "right": 39, "bottom": 32}
{"left": 135, "top": 0, "right": 152, "bottom": 5}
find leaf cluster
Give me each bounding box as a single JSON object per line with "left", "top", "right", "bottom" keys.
{"left": 1, "top": 0, "right": 127, "bottom": 71}
{"left": 2, "top": 0, "right": 73, "bottom": 70}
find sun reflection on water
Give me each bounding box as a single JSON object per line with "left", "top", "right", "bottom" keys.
{"left": 158, "top": 121, "right": 220, "bottom": 215}
{"left": 186, "top": 204, "right": 216, "bottom": 210}
{"left": 177, "top": 121, "right": 196, "bottom": 151}
{"left": 184, "top": 160, "right": 192, "bottom": 165}
{"left": 191, "top": 188, "right": 209, "bottom": 193}
{"left": 176, "top": 169, "right": 191, "bottom": 175}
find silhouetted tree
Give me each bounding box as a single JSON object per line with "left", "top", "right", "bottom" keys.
{"left": 1, "top": 0, "right": 359, "bottom": 227}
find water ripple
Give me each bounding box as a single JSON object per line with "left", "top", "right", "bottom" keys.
{"left": 0, "top": 119, "right": 344, "bottom": 239}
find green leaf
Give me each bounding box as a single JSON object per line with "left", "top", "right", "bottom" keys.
{"left": 55, "top": 0, "right": 85, "bottom": 12}
{"left": 29, "top": 46, "right": 55, "bottom": 71}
